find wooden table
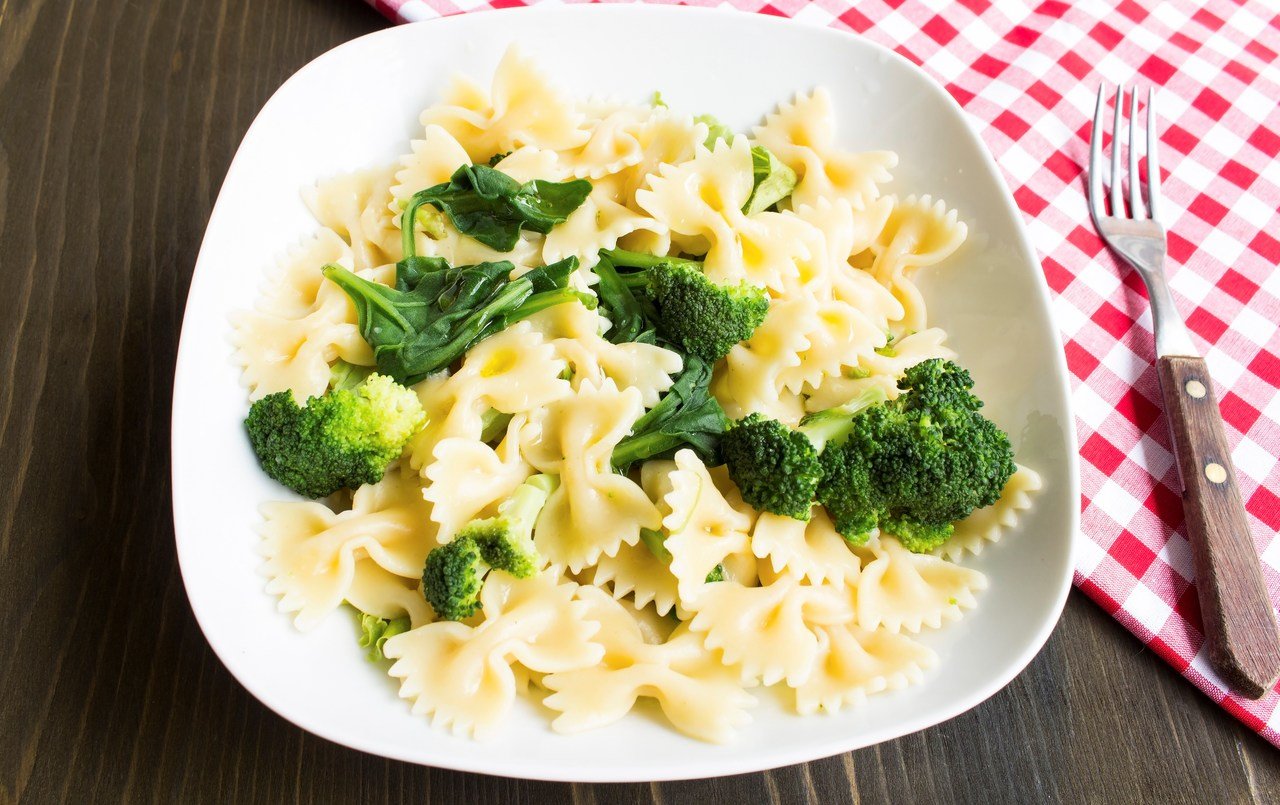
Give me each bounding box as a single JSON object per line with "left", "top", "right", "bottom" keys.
{"left": 1, "top": 1, "right": 1276, "bottom": 801}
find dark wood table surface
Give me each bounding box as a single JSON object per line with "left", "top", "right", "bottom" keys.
{"left": 1, "top": 1, "right": 1277, "bottom": 802}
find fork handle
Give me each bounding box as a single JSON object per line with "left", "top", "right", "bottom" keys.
{"left": 1157, "top": 355, "right": 1280, "bottom": 698}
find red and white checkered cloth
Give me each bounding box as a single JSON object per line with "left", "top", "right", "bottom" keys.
{"left": 366, "top": 0, "right": 1280, "bottom": 747}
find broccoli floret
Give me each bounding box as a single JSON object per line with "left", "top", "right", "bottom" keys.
{"left": 459, "top": 475, "right": 556, "bottom": 578}
{"left": 817, "top": 359, "right": 1016, "bottom": 552}
{"left": 721, "top": 414, "right": 821, "bottom": 521}
{"left": 647, "top": 262, "right": 769, "bottom": 363}
{"left": 421, "top": 475, "right": 556, "bottom": 620}
{"left": 597, "top": 249, "right": 768, "bottom": 363}
{"left": 245, "top": 374, "right": 425, "bottom": 499}
{"left": 421, "top": 537, "right": 487, "bottom": 621}
{"left": 721, "top": 388, "right": 888, "bottom": 521}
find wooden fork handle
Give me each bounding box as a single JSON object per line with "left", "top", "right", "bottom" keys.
{"left": 1157, "top": 355, "right": 1280, "bottom": 698}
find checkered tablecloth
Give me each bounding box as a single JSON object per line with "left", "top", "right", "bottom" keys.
{"left": 365, "top": 0, "right": 1280, "bottom": 747}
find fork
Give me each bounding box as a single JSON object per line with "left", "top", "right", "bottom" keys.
{"left": 1089, "top": 84, "right": 1280, "bottom": 699}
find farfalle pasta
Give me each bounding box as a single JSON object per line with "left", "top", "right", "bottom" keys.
{"left": 520, "top": 379, "right": 662, "bottom": 572}
{"left": 235, "top": 50, "right": 1043, "bottom": 745}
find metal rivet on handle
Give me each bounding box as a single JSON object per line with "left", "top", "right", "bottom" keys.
{"left": 1205, "top": 463, "right": 1227, "bottom": 484}
{"left": 1185, "top": 380, "right": 1206, "bottom": 399}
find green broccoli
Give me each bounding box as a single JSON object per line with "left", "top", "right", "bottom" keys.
{"left": 421, "top": 475, "right": 556, "bottom": 620}
{"left": 420, "top": 537, "right": 487, "bottom": 622}
{"left": 598, "top": 249, "right": 769, "bottom": 363}
{"left": 817, "top": 359, "right": 1016, "bottom": 552}
{"left": 721, "top": 387, "right": 887, "bottom": 521}
{"left": 245, "top": 374, "right": 425, "bottom": 499}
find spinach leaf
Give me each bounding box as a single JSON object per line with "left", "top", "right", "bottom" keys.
{"left": 610, "top": 355, "right": 729, "bottom": 472}
{"left": 592, "top": 254, "right": 657, "bottom": 345}
{"left": 323, "top": 256, "right": 592, "bottom": 386}
{"left": 411, "top": 164, "right": 592, "bottom": 252}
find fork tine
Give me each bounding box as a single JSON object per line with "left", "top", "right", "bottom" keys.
{"left": 1089, "top": 84, "right": 1106, "bottom": 222}
{"left": 1128, "top": 88, "right": 1146, "bottom": 219}
{"left": 1147, "top": 87, "right": 1162, "bottom": 224}
{"left": 1110, "top": 84, "right": 1125, "bottom": 217}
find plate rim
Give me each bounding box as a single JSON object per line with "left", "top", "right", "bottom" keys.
{"left": 171, "top": 3, "right": 1080, "bottom": 782}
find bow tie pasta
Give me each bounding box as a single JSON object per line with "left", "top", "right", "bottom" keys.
{"left": 234, "top": 47, "right": 1042, "bottom": 745}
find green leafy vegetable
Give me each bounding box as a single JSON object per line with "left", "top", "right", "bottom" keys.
{"left": 357, "top": 612, "right": 411, "bottom": 662}
{"left": 323, "top": 256, "right": 593, "bottom": 385}
{"left": 743, "top": 146, "right": 797, "bottom": 215}
{"left": 611, "top": 355, "right": 729, "bottom": 472}
{"left": 639, "top": 527, "right": 672, "bottom": 563}
{"left": 592, "top": 254, "right": 658, "bottom": 345}
{"left": 409, "top": 164, "right": 592, "bottom": 252}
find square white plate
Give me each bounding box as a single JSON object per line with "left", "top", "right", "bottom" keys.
{"left": 172, "top": 5, "right": 1078, "bottom": 782}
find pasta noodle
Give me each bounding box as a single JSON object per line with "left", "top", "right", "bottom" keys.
{"left": 543, "top": 587, "right": 756, "bottom": 743}
{"left": 237, "top": 49, "right": 1042, "bottom": 743}
{"left": 854, "top": 536, "right": 988, "bottom": 634}
{"left": 383, "top": 571, "right": 602, "bottom": 739}
{"left": 259, "top": 465, "right": 436, "bottom": 630}
{"left": 520, "top": 379, "right": 662, "bottom": 572}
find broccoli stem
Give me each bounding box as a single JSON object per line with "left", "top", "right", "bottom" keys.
{"left": 479, "top": 409, "right": 513, "bottom": 443}
{"left": 618, "top": 272, "right": 650, "bottom": 291}
{"left": 500, "top": 475, "right": 558, "bottom": 542}
{"left": 329, "top": 359, "right": 373, "bottom": 392}
{"left": 599, "top": 249, "right": 701, "bottom": 272}
{"left": 798, "top": 386, "right": 889, "bottom": 450}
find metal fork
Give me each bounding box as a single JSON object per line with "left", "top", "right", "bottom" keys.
{"left": 1089, "top": 85, "right": 1280, "bottom": 698}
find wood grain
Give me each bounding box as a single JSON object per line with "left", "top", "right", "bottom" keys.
{"left": 1, "top": 2, "right": 1279, "bottom": 803}
{"left": 1157, "top": 356, "right": 1280, "bottom": 699}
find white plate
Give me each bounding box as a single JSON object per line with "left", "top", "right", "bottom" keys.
{"left": 172, "top": 5, "right": 1078, "bottom": 782}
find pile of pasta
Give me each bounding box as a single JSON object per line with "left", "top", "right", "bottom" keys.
{"left": 232, "top": 49, "right": 1042, "bottom": 743}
